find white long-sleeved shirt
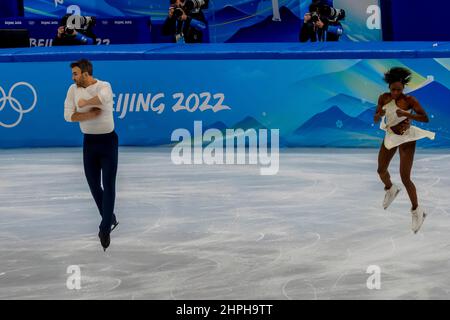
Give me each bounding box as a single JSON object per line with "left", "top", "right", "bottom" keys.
{"left": 64, "top": 80, "right": 114, "bottom": 134}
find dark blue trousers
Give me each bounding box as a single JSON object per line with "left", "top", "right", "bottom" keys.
{"left": 83, "top": 131, "right": 118, "bottom": 234}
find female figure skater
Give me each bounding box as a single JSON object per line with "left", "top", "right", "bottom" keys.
{"left": 374, "top": 67, "right": 435, "bottom": 233}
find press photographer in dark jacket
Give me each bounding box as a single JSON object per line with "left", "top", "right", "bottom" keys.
{"left": 162, "top": 0, "right": 208, "bottom": 43}
{"left": 299, "top": 0, "right": 345, "bottom": 42}
{"left": 54, "top": 14, "right": 97, "bottom": 46}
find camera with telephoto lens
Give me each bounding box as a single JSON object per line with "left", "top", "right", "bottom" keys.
{"left": 309, "top": 2, "right": 345, "bottom": 23}
{"left": 311, "top": 11, "right": 320, "bottom": 23}
{"left": 319, "top": 5, "right": 345, "bottom": 22}
{"left": 172, "top": 7, "right": 184, "bottom": 19}
{"left": 183, "top": 0, "right": 208, "bottom": 12}
{"left": 63, "top": 15, "right": 96, "bottom": 35}
{"left": 172, "top": 0, "right": 208, "bottom": 20}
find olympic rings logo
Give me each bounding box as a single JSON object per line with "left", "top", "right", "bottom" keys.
{"left": 0, "top": 82, "right": 38, "bottom": 128}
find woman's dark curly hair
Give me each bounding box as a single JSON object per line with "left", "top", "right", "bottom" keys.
{"left": 384, "top": 67, "right": 412, "bottom": 86}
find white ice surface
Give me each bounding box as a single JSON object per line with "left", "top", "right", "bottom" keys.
{"left": 0, "top": 148, "right": 449, "bottom": 300}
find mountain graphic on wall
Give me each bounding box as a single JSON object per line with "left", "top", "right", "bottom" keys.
{"left": 225, "top": 6, "right": 301, "bottom": 43}
{"left": 213, "top": 5, "right": 251, "bottom": 24}
{"left": 399, "top": 58, "right": 450, "bottom": 90}
{"left": 232, "top": 116, "right": 268, "bottom": 130}
{"left": 323, "top": 93, "right": 375, "bottom": 117}
{"left": 234, "top": 0, "right": 263, "bottom": 15}
{"left": 202, "top": 116, "right": 286, "bottom": 147}
{"left": 406, "top": 81, "right": 450, "bottom": 130}
{"left": 287, "top": 105, "right": 383, "bottom": 147}
{"left": 400, "top": 80, "right": 450, "bottom": 147}
{"left": 291, "top": 60, "right": 390, "bottom": 104}
{"left": 295, "top": 105, "right": 370, "bottom": 132}
{"left": 286, "top": 78, "right": 450, "bottom": 148}
{"left": 204, "top": 121, "right": 229, "bottom": 133}
{"left": 356, "top": 80, "right": 450, "bottom": 147}
{"left": 356, "top": 106, "right": 376, "bottom": 124}
{"left": 183, "top": 117, "right": 267, "bottom": 137}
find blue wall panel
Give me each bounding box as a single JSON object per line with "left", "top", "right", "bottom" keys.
{"left": 1, "top": 42, "right": 449, "bottom": 148}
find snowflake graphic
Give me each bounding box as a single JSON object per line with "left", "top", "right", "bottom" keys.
{"left": 336, "top": 120, "right": 343, "bottom": 129}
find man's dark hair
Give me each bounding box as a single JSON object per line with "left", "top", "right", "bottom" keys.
{"left": 70, "top": 59, "right": 93, "bottom": 75}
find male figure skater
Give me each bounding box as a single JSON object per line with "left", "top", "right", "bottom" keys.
{"left": 64, "top": 59, "right": 119, "bottom": 251}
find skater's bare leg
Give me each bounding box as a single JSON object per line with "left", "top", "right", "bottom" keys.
{"left": 399, "top": 141, "right": 418, "bottom": 210}
{"left": 377, "top": 142, "right": 397, "bottom": 190}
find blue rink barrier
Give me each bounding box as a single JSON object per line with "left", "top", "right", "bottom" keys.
{"left": 0, "top": 42, "right": 449, "bottom": 148}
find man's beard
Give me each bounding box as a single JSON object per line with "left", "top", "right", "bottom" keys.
{"left": 76, "top": 79, "right": 86, "bottom": 88}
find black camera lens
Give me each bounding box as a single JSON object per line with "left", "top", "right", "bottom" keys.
{"left": 64, "top": 27, "right": 75, "bottom": 35}
{"left": 311, "top": 12, "right": 320, "bottom": 23}
{"left": 173, "top": 7, "right": 183, "bottom": 19}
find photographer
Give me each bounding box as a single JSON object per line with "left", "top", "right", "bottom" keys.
{"left": 162, "top": 0, "right": 208, "bottom": 43}
{"left": 299, "top": 0, "right": 345, "bottom": 42}
{"left": 54, "top": 14, "right": 97, "bottom": 46}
